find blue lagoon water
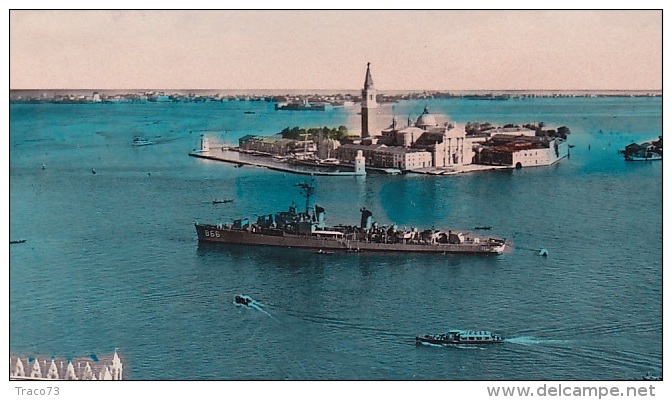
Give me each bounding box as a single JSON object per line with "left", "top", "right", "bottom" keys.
{"left": 9, "top": 96, "right": 662, "bottom": 380}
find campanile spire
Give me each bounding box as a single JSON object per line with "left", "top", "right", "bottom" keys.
{"left": 361, "top": 63, "right": 378, "bottom": 137}
{"left": 364, "top": 62, "right": 374, "bottom": 89}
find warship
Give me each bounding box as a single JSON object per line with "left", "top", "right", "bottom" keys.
{"left": 195, "top": 182, "right": 506, "bottom": 254}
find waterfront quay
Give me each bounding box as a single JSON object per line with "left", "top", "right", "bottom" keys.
{"left": 189, "top": 145, "right": 512, "bottom": 177}
{"left": 189, "top": 145, "right": 367, "bottom": 176}
{"left": 411, "top": 164, "right": 512, "bottom": 175}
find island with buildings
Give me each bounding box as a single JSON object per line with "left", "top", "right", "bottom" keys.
{"left": 193, "top": 63, "right": 571, "bottom": 175}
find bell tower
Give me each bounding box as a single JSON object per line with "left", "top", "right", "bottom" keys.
{"left": 361, "top": 62, "right": 378, "bottom": 137}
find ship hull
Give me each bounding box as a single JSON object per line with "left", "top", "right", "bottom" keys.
{"left": 416, "top": 337, "right": 503, "bottom": 345}
{"left": 625, "top": 154, "right": 662, "bottom": 161}
{"left": 195, "top": 224, "right": 505, "bottom": 254}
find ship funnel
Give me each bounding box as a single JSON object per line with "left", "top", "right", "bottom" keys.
{"left": 360, "top": 208, "right": 373, "bottom": 231}
{"left": 315, "top": 205, "right": 325, "bottom": 227}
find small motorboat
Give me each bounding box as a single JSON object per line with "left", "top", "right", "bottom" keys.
{"left": 317, "top": 158, "right": 340, "bottom": 165}
{"left": 212, "top": 199, "right": 234, "bottom": 204}
{"left": 234, "top": 295, "right": 252, "bottom": 306}
{"left": 474, "top": 226, "right": 492, "bottom": 230}
{"left": 132, "top": 137, "right": 155, "bottom": 146}
{"left": 316, "top": 249, "right": 334, "bottom": 255}
{"left": 10, "top": 239, "right": 26, "bottom": 245}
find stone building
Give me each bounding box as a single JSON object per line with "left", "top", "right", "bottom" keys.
{"left": 238, "top": 135, "right": 313, "bottom": 156}
{"left": 371, "top": 146, "right": 432, "bottom": 170}
{"left": 474, "top": 134, "right": 569, "bottom": 168}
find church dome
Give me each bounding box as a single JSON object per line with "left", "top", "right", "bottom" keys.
{"left": 415, "top": 107, "right": 438, "bottom": 129}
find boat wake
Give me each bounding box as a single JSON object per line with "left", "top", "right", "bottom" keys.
{"left": 505, "top": 336, "right": 567, "bottom": 345}
{"left": 234, "top": 295, "right": 279, "bottom": 322}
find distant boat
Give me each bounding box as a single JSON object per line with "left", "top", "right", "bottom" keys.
{"left": 275, "top": 101, "right": 326, "bottom": 111}
{"left": 474, "top": 226, "right": 492, "bottom": 230}
{"left": 10, "top": 239, "right": 26, "bottom": 244}
{"left": 244, "top": 111, "right": 255, "bottom": 114}
{"left": 234, "top": 164, "right": 244, "bottom": 168}
{"left": 463, "top": 94, "right": 510, "bottom": 101}
{"left": 132, "top": 137, "right": 154, "bottom": 146}
{"left": 316, "top": 249, "right": 334, "bottom": 255}
{"left": 622, "top": 136, "right": 662, "bottom": 161}
{"left": 212, "top": 199, "right": 233, "bottom": 204}
{"left": 317, "top": 158, "right": 340, "bottom": 165}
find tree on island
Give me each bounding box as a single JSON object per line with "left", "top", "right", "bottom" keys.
{"left": 465, "top": 122, "right": 495, "bottom": 135}
{"left": 556, "top": 126, "right": 571, "bottom": 139}
{"left": 522, "top": 123, "right": 570, "bottom": 139}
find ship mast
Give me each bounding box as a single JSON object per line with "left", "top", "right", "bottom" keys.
{"left": 295, "top": 180, "right": 316, "bottom": 215}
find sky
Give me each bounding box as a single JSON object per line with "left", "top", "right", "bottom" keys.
{"left": 7, "top": 9, "right": 664, "bottom": 91}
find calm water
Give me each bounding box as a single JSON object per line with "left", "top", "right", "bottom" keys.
{"left": 9, "top": 96, "right": 662, "bottom": 380}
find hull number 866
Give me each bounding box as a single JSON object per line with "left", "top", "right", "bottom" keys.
{"left": 204, "top": 230, "right": 221, "bottom": 238}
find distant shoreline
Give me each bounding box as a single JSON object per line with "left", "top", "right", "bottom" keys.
{"left": 9, "top": 89, "right": 662, "bottom": 104}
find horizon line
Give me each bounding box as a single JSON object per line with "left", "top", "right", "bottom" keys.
{"left": 10, "top": 88, "right": 663, "bottom": 93}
